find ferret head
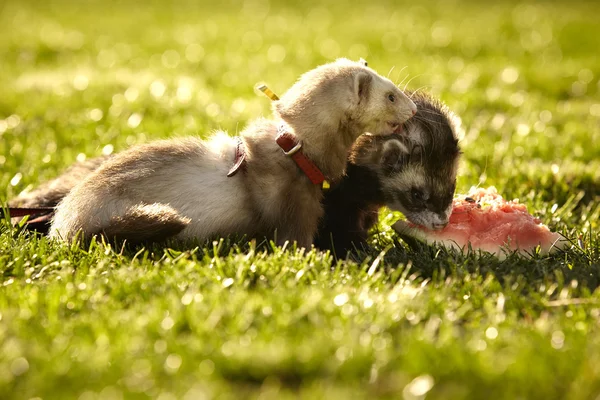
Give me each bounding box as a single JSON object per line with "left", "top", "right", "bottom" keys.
{"left": 273, "top": 58, "right": 417, "bottom": 142}
{"left": 352, "top": 91, "right": 461, "bottom": 230}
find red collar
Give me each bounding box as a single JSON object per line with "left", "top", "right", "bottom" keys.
{"left": 2, "top": 207, "right": 55, "bottom": 234}
{"left": 275, "top": 124, "right": 326, "bottom": 185}
{"left": 226, "top": 126, "right": 327, "bottom": 186}
{"left": 227, "top": 137, "right": 247, "bottom": 177}
{"left": 3, "top": 207, "right": 54, "bottom": 218}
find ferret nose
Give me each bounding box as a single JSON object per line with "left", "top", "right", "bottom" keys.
{"left": 409, "top": 101, "right": 417, "bottom": 116}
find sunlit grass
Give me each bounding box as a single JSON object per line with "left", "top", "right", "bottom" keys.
{"left": 1, "top": 0, "right": 600, "bottom": 398}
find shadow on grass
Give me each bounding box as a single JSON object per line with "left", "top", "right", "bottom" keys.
{"left": 377, "top": 234, "right": 600, "bottom": 293}
{"left": 3, "top": 212, "right": 600, "bottom": 294}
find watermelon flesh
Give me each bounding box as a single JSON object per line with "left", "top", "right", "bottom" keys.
{"left": 393, "top": 186, "right": 568, "bottom": 258}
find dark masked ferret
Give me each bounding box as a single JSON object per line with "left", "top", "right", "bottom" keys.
{"left": 314, "top": 91, "right": 461, "bottom": 255}
{"left": 45, "top": 59, "right": 417, "bottom": 247}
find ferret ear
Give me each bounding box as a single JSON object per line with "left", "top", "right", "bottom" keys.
{"left": 381, "top": 139, "right": 409, "bottom": 174}
{"left": 354, "top": 71, "right": 373, "bottom": 103}
{"left": 411, "top": 144, "right": 424, "bottom": 159}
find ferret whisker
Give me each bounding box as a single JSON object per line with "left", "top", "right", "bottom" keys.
{"left": 476, "top": 155, "right": 489, "bottom": 190}
{"left": 410, "top": 115, "right": 447, "bottom": 127}
{"left": 410, "top": 85, "right": 431, "bottom": 97}
{"left": 387, "top": 65, "right": 395, "bottom": 79}
{"left": 411, "top": 113, "right": 439, "bottom": 122}
{"left": 392, "top": 66, "right": 408, "bottom": 85}
{"left": 403, "top": 74, "right": 426, "bottom": 91}
{"left": 393, "top": 69, "right": 402, "bottom": 86}
{"left": 411, "top": 117, "right": 448, "bottom": 127}
{"left": 414, "top": 108, "right": 443, "bottom": 115}
{"left": 412, "top": 110, "right": 437, "bottom": 117}
{"left": 397, "top": 73, "right": 410, "bottom": 87}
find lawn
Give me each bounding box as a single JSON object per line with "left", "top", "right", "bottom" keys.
{"left": 1, "top": 0, "right": 600, "bottom": 398}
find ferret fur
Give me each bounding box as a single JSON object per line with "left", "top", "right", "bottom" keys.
{"left": 46, "top": 58, "right": 417, "bottom": 247}
{"left": 314, "top": 91, "right": 461, "bottom": 255}
{"left": 9, "top": 156, "right": 110, "bottom": 209}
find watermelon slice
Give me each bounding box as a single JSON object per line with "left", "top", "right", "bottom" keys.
{"left": 393, "top": 186, "right": 569, "bottom": 258}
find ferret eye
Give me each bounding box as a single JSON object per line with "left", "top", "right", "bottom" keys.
{"left": 411, "top": 188, "right": 425, "bottom": 203}
{"left": 388, "top": 94, "right": 395, "bottom": 103}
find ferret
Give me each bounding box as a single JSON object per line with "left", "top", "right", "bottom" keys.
{"left": 314, "top": 90, "right": 461, "bottom": 255}
{"left": 40, "top": 58, "right": 416, "bottom": 247}
{"left": 6, "top": 156, "right": 110, "bottom": 234}
{"left": 9, "top": 156, "right": 110, "bottom": 210}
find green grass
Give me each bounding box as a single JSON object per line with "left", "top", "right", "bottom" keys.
{"left": 1, "top": 0, "right": 600, "bottom": 398}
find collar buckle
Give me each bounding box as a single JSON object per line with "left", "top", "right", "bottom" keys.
{"left": 282, "top": 141, "right": 302, "bottom": 156}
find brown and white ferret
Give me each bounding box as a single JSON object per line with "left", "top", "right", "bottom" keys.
{"left": 314, "top": 91, "right": 461, "bottom": 255}
{"left": 27, "top": 59, "right": 416, "bottom": 247}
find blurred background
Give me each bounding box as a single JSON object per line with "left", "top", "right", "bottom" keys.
{"left": 1, "top": 2, "right": 600, "bottom": 398}
{"left": 1, "top": 0, "right": 599, "bottom": 208}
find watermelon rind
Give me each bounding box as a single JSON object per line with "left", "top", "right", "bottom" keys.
{"left": 392, "top": 220, "right": 570, "bottom": 260}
